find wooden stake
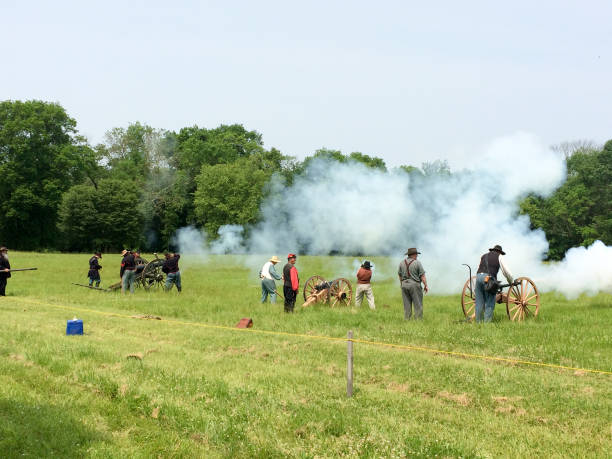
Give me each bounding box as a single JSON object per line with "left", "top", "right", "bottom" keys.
{"left": 347, "top": 330, "right": 354, "bottom": 397}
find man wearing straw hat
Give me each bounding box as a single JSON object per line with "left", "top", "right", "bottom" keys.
{"left": 398, "top": 247, "right": 429, "bottom": 320}
{"left": 259, "top": 255, "right": 282, "bottom": 303}
{"left": 0, "top": 246, "right": 11, "bottom": 296}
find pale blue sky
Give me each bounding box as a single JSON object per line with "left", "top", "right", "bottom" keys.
{"left": 2, "top": 1, "right": 611, "bottom": 167}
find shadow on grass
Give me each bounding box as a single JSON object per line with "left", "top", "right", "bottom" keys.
{"left": 0, "top": 399, "right": 105, "bottom": 458}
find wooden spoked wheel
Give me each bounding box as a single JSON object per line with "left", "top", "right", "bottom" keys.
{"left": 506, "top": 277, "right": 540, "bottom": 321}
{"left": 329, "top": 278, "right": 353, "bottom": 307}
{"left": 303, "top": 275, "right": 327, "bottom": 300}
{"left": 141, "top": 259, "right": 165, "bottom": 291}
{"left": 461, "top": 276, "right": 477, "bottom": 321}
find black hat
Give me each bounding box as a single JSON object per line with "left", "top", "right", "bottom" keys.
{"left": 405, "top": 248, "right": 421, "bottom": 256}
{"left": 362, "top": 260, "right": 372, "bottom": 269}
{"left": 95, "top": 252, "right": 102, "bottom": 258}
{"left": 489, "top": 244, "right": 506, "bottom": 255}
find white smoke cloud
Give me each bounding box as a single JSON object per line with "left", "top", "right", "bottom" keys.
{"left": 174, "top": 132, "right": 612, "bottom": 298}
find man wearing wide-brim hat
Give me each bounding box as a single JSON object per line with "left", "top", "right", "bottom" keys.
{"left": 398, "top": 248, "right": 429, "bottom": 320}
{"left": 88, "top": 251, "right": 103, "bottom": 288}
{"left": 474, "top": 244, "right": 513, "bottom": 322}
{"left": 259, "top": 255, "right": 282, "bottom": 303}
{"left": 0, "top": 246, "right": 11, "bottom": 296}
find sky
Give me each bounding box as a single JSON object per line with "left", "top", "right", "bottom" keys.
{"left": 1, "top": 0, "right": 611, "bottom": 168}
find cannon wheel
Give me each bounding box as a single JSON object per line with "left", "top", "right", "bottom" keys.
{"left": 141, "top": 259, "right": 165, "bottom": 291}
{"left": 461, "top": 275, "right": 477, "bottom": 321}
{"left": 506, "top": 277, "right": 540, "bottom": 321}
{"left": 329, "top": 278, "right": 352, "bottom": 307}
{"left": 303, "top": 275, "right": 327, "bottom": 300}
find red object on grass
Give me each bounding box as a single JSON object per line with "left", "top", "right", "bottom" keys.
{"left": 236, "top": 318, "right": 253, "bottom": 328}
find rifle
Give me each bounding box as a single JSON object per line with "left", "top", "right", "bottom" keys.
{"left": 72, "top": 283, "right": 110, "bottom": 292}
{"left": 6, "top": 268, "right": 37, "bottom": 272}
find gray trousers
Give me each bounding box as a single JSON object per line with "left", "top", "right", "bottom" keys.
{"left": 401, "top": 280, "right": 423, "bottom": 319}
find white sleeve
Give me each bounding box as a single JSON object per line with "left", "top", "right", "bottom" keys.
{"left": 498, "top": 255, "right": 513, "bottom": 283}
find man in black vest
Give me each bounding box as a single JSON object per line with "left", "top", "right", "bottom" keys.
{"left": 475, "top": 244, "right": 513, "bottom": 322}
{"left": 0, "top": 246, "right": 11, "bottom": 296}
{"left": 282, "top": 253, "right": 299, "bottom": 313}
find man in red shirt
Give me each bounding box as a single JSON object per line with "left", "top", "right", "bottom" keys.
{"left": 355, "top": 260, "right": 375, "bottom": 309}
{"left": 282, "top": 253, "right": 299, "bottom": 313}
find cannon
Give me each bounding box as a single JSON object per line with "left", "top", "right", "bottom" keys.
{"left": 108, "top": 254, "right": 165, "bottom": 291}
{"left": 460, "top": 264, "right": 540, "bottom": 321}
{"left": 302, "top": 275, "right": 353, "bottom": 307}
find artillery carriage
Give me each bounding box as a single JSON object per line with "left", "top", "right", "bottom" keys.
{"left": 108, "top": 254, "right": 165, "bottom": 291}
{"left": 461, "top": 264, "right": 540, "bottom": 321}
{"left": 302, "top": 275, "right": 353, "bottom": 307}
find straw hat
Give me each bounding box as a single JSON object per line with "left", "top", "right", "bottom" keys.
{"left": 269, "top": 255, "right": 280, "bottom": 263}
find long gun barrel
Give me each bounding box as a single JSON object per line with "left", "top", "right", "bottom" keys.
{"left": 7, "top": 268, "right": 37, "bottom": 272}
{"left": 72, "top": 282, "right": 109, "bottom": 292}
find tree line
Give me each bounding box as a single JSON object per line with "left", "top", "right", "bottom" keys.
{"left": 1, "top": 100, "right": 610, "bottom": 259}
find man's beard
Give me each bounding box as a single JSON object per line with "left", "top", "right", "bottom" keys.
{"left": 2, "top": 254, "right": 8, "bottom": 261}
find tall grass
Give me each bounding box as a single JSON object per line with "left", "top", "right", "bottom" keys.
{"left": 0, "top": 252, "right": 610, "bottom": 457}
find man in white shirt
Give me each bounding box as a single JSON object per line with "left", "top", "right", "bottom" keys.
{"left": 259, "top": 256, "right": 282, "bottom": 303}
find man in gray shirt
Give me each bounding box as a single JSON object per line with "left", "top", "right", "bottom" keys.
{"left": 398, "top": 247, "right": 429, "bottom": 320}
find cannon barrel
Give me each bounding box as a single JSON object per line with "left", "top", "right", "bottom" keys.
{"left": 7, "top": 267, "right": 37, "bottom": 272}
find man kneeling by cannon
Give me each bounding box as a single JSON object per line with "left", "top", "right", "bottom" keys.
{"left": 302, "top": 275, "right": 353, "bottom": 307}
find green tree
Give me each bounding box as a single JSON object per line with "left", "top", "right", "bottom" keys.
{"left": 0, "top": 100, "right": 97, "bottom": 249}
{"left": 298, "top": 148, "right": 387, "bottom": 174}
{"left": 520, "top": 141, "right": 612, "bottom": 259}
{"left": 173, "top": 124, "right": 264, "bottom": 175}
{"left": 99, "top": 122, "right": 170, "bottom": 182}
{"left": 422, "top": 159, "right": 451, "bottom": 176}
{"left": 57, "top": 179, "right": 142, "bottom": 251}
{"left": 397, "top": 165, "right": 423, "bottom": 175}
{"left": 348, "top": 152, "right": 387, "bottom": 170}
{"left": 193, "top": 155, "right": 275, "bottom": 236}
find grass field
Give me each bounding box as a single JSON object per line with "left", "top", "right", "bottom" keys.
{"left": 1, "top": 252, "right": 611, "bottom": 458}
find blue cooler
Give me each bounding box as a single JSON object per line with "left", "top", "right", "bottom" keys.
{"left": 66, "top": 319, "right": 83, "bottom": 335}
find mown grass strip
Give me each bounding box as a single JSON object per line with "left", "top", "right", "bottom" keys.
{"left": 13, "top": 296, "right": 612, "bottom": 376}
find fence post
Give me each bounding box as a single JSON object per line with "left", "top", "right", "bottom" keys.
{"left": 347, "top": 330, "right": 354, "bottom": 397}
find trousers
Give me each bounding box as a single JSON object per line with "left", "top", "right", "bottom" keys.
{"left": 122, "top": 270, "right": 136, "bottom": 294}
{"left": 355, "top": 283, "right": 375, "bottom": 309}
{"left": 261, "top": 278, "right": 277, "bottom": 303}
{"left": 474, "top": 273, "right": 496, "bottom": 322}
{"left": 283, "top": 286, "right": 296, "bottom": 312}
{"left": 401, "top": 280, "right": 423, "bottom": 319}
{"left": 165, "top": 272, "right": 182, "bottom": 292}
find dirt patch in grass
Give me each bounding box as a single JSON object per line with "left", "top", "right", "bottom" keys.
{"left": 191, "top": 433, "right": 209, "bottom": 444}
{"left": 224, "top": 345, "right": 257, "bottom": 355}
{"left": 492, "top": 395, "right": 526, "bottom": 416}
{"left": 387, "top": 382, "right": 409, "bottom": 393}
{"left": 581, "top": 386, "right": 595, "bottom": 396}
{"left": 437, "top": 391, "right": 471, "bottom": 406}
{"left": 9, "top": 353, "right": 34, "bottom": 367}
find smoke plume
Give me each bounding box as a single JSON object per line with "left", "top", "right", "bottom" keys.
{"left": 175, "top": 132, "right": 612, "bottom": 298}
